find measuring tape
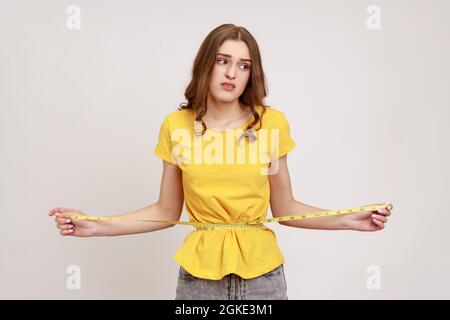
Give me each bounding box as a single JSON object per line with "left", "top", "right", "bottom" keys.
{"left": 68, "top": 203, "right": 389, "bottom": 230}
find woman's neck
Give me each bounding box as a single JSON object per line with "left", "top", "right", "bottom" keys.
{"left": 204, "top": 97, "right": 250, "bottom": 124}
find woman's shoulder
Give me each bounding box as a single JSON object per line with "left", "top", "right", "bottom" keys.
{"left": 260, "top": 105, "right": 289, "bottom": 127}
{"left": 162, "top": 108, "right": 195, "bottom": 126}
{"left": 262, "top": 105, "right": 286, "bottom": 116}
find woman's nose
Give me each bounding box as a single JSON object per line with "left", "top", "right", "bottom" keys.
{"left": 226, "top": 66, "right": 236, "bottom": 79}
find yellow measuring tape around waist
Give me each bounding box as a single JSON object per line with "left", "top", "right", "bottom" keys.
{"left": 68, "top": 203, "right": 389, "bottom": 230}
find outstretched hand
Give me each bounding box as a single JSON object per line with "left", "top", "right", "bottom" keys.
{"left": 48, "top": 207, "right": 98, "bottom": 237}
{"left": 346, "top": 202, "right": 393, "bottom": 232}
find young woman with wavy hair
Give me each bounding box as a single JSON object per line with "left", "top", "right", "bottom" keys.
{"left": 49, "top": 24, "right": 393, "bottom": 300}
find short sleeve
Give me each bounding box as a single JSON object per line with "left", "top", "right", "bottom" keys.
{"left": 154, "top": 115, "right": 177, "bottom": 165}
{"left": 270, "top": 112, "right": 296, "bottom": 160}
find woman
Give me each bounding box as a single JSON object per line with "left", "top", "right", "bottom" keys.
{"left": 48, "top": 24, "right": 393, "bottom": 300}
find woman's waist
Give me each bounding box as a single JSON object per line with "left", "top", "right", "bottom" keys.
{"left": 192, "top": 221, "right": 268, "bottom": 231}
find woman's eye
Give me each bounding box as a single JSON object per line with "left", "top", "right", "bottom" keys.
{"left": 217, "top": 58, "right": 249, "bottom": 70}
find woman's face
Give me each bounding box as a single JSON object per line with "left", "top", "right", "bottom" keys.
{"left": 208, "top": 39, "right": 252, "bottom": 104}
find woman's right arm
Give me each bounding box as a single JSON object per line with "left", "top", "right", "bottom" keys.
{"left": 49, "top": 160, "right": 184, "bottom": 237}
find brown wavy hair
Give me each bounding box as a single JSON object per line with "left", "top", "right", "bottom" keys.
{"left": 178, "top": 23, "right": 269, "bottom": 139}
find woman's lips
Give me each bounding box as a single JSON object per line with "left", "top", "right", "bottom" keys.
{"left": 221, "top": 83, "right": 235, "bottom": 91}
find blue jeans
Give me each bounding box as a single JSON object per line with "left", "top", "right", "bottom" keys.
{"left": 175, "top": 264, "right": 288, "bottom": 300}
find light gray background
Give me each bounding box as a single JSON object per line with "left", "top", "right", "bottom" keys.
{"left": 1, "top": 0, "right": 449, "bottom": 299}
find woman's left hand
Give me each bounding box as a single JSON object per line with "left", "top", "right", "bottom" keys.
{"left": 345, "top": 202, "right": 393, "bottom": 232}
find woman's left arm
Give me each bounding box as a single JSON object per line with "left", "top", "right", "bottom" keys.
{"left": 268, "top": 156, "right": 393, "bottom": 231}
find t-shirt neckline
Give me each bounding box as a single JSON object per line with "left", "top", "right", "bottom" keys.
{"left": 193, "top": 106, "right": 260, "bottom": 133}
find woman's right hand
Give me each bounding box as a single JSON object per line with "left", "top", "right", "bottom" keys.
{"left": 48, "top": 207, "right": 99, "bottom": 237}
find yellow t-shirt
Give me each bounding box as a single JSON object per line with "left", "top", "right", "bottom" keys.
{"left": 153, "top": 105, "right": 296, "bottom": 280}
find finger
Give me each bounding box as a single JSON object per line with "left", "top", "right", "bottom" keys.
{"left": 377, "top": 207, "right": 392, "bottom": 215}
{"left": 54, "top": 211, "right": 76, "bottom": 219}
{"left": 57, "top": 224, "right": 74, "bottom": 231}
{"left": 49, "top": 207, "right": 68, "bottom": 216}
{"left": 372, "top": 219, "right": 385, "bottom": 229}
{"left": 49, "top": 207, "right": 64, "bottom": 216}
{"left": 372, "top": 214, "right": 387, "bottom": 223}
{"left": 55, "top": 217, "right": 72, "bottom": 224}
{"left": 378, "top": 209, "right": 391, "bottom": 216}
{"left": 49, "top": 207, "right": 76, "bottom": 216}
{"left": 60, "top": 229, "right": 74, "bottom": 236}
